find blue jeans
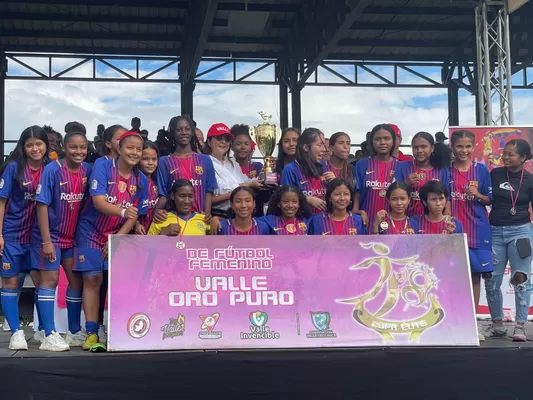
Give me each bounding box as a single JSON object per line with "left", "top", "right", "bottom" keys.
{"left": 485, "top": 223, "right": 533, "bottom": 324}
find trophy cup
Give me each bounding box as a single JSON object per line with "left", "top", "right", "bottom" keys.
{"left": 249, "top": 111, "right": 282, "bottom": 187}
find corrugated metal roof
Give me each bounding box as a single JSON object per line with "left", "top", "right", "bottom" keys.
{"left": 0, "top": 0, "right": 530, "bottom": 62}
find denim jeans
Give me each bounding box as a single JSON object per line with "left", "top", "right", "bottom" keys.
{"left": 485, "top": 223, "right": 533, "bottom": 324}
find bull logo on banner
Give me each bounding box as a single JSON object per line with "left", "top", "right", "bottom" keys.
{"left": 338, "top": 242, "right": 445, "bottom": 342}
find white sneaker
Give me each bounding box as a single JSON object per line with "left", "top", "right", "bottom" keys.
{"left": 98, "top": 324, "right": 107, "bottom": 344}
{"left": 2, "top": 319, "right": 10, "bottom": 332}
{"left": 33, "top": 330, "right": 45, "bottom": 343}
{"left": 39, "top": 332, "right": 70, "bottom": 352}
{"left": 478, "top": 328, "right": 485, "bottom": 342}
{"left": 65, "top": 330, "right": 87, "bottom": 347}
{"left": 8, "top": 329, "right": 28, "bottom": 350}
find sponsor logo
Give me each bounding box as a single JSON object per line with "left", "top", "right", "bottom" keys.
{"left": 24, "top": 192, "right": 36, "bottom": 201}
{"left": 499, "top": 182, "right": 514, "bottom": 191}
{"left": 22, "top": 181, "right": 32, "bottom": 187}
{"left": 365, "top": 180, "right": 390, "bottom": 189}
{"left": 60, "top": 181, "right": 69, "bottom": 186}
{"left": 240, "top": 311, "right": 280, "bottom": 340}
{"left": 306, "top": 312, "right": 337, "bottom": 339}
{"left": 2, "top": 262, "right": 11, "bottom": 271}
{"left": 170, "top": 168, "right": 179, "bottom": 175}
{"left": 161, "top": 314, "right": 185, "bottom": 340}
{"left": 127, "top": 313, "right": 151, "bottom": 339}
{"left": 482, "top": 262, "right": 490, "bottom": 267}
{"left": 60, "top": 193, "right": 85, "bottom": 202}
{"left": 199, "top": 312, "right": 222, "bottom": 339}
{"left": 451, "top": 191, "right": 475, "bottom": 201}
{"left": 366, "top": 171, "right": 374, "bottom": 175}
{"left": 107, "top": 181, "right": 116, "bottom": 185}
{"left": 322, "top": 231, "right": 331, "bottom": 235}
{"left": 300, "top": 180, "right": 307, "bottom": 185}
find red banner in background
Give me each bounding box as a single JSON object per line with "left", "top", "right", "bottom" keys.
{"left": 449, "top": 126, "right": 533, "bottom": 172}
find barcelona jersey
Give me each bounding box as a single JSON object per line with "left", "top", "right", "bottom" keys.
{"left": 414, "top": 215, "right": 463, "bottom": 234}
{"left": 323, "top": 161, "right": 357, "bottom": 189}
{"left": 217, "top": 218, "right": 270, "bottom": 235}
{"left": 308, "top": 213, "right": 365, "bottom": 235}
{"left": 240, "top": 161, "right": 263, "bottom": 179}
{"left": 377, "top": 216, "right": 418, "bottom": 235}
{"left": 139, "top": 175, "right": 158, "bottom": 231}
{"left": 280, "top": 161, "right": 327, "bottom": 214}
{"left": 259, "top": 215, "right": 310, "bottom": 235}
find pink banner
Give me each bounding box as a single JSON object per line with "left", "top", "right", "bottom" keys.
{"left": 108, "top": 234, "right": 478, "bottom": 351}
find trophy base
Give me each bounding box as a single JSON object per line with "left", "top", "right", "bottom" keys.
{"left": 262, "top": 171, "right": 279, "bottom": 188}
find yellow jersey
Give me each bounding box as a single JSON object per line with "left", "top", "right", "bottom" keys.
{"left": 147, "top": 212, "right": 209, "bottom": 236}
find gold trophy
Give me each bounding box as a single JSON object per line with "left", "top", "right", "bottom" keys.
{"left": 249, "top": 111, "right": 282, "bottom": 186}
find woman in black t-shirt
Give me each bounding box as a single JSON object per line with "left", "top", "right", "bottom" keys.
{"left": 484, "top": 139, "right": 533, "bottom": 342}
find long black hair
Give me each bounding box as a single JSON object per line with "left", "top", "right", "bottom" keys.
{"left": 412, "top": 131, "right": 450, "bottom": 169}
{"left": 103, "top": 125, "right": 126, "bottom": 156}
{"left": 386, "top": 181, "right": 411, "bottom": 199}
{"left": 266, "top": 185, "right": 312, "bottom": 218}
{"left": 228, "top": 186, "right": 256, "bottom": 219}
{"left": 368, "top": 124, "right": 396, "bottom": 156}
{"left": 296, "top": 128, "right": 324, "bottom": 179}
{"left": 328, "top": 132, "right": 355, "bottom": 184}
{"left": 325, "top": 178, "right": 354, "bottom": 213}
{"left": 169, "top": 115, "right": 201, "bottom": 154}
{"left": 275, "top": 128, "right": 301, "bottom": 175}
{"left": 419, "top": 180, "right": 449, "bottom": 215}
{"left": 169, "top": 178, "right": 194, "bottom": 213}
{"left": 0, "top": 126, "right": 49, "bottom": 186}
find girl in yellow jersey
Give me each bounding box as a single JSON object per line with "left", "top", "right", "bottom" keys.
{"left": 148, "top": 179, "right": 209, "bottom": 236}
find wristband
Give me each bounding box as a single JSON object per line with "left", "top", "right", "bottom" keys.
{"left": 42, "top": 241, "right": 52, "bottom": 246}
{"left": 121, "top": 208, "right": 126, "bottom": 218}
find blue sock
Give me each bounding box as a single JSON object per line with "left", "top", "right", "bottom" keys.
{"left": 37, "top": 286, "right": 56, "bottom": 336}
{"left": 34, "top": 289, "right": 44, "bottom": 331}
{"left": 1, "top": 288, "right": 20, "bottom": 334}
{"left": 66, "top": 288, "right": 82, "bottom": 334}
{"left": 86, "top": 321, "right": 99, "bottom": 335}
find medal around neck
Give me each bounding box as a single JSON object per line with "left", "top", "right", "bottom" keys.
{"left": 248, "top": 111, "right": 282, "bottom": 187}
{"left": 380, "top": 221, "right": 389, "bottom": 231}
{"left": 510, "top": 207, "right": 517, "bottom": 216}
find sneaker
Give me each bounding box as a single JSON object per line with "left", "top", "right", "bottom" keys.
{"left": 8, "top": 329, "right": 28, "bottom": 351}
{"left": 33, "top": 330, "right": 45, "bottom": 343}
{"left": 478, "top": 328, "right": 486, "bottom": 342}
{"left": 2, "top": 319, "right": 10, "bottom": 332}
{"left": 98, "top": 324, "right": 107, "bottom": 344}
{"left": 484, "top": 325, "right": 508, "bottom": 338}
{"left": 65, "top": 330, "right": 87, "bottom": 347}
{"left": 90, "top": 342, "right": 107, "bottom": 353}
{"left": 39, "top": 332, "right": 70, "bottom": 352}
{"left": 513, "top": 324, "right": 527, "bottom": 342}
{"left": 82, "top": 333, "right": 99, "bottom": 351}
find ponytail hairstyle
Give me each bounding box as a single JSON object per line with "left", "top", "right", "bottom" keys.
{"left": 412, "top": 131, "right": 450, "bottom": 170}
{"left": 103, "top": 125, "right": 127, "bottom": 156}
{"left": 325, "top": 178, "right": 354, "bottom": 213}
{"left": 0, "top": 126, "right": 49, "bottom": 187}
{"left": 168, "top": 115, "right": 200, "bottom": 154}
{"left": 419, "top": 180, "right": 449, "bottom": 215}
{"left": 169, "top": 178, "right": 194, "bottom": 213}
{"left": 227, "top": 186, "right": 256, "bottom": 219}
{"left": 266, "top": 185, "right": 312, "bottom": 219}
{"left": 296, "top": 128, "right": 324, "bottom": 179}
{"left": 275, "top": 128, "right": 301, "bottom": 176}
{"left": 507, "top": 138, "right": 533, "bottom": 163}
{"left": 369, "top": 124, "right": 396, "bottom": 156}
{"left": 328, "top": 131, "right": 355, "bottom": 185}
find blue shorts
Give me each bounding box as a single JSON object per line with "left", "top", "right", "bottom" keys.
{"left": 469, "top": 248, "right": 494, "bottom": 274}
{"left": 30, "top": 246, "right": 74, "bottom": 271}
{"left": 1, "top": 243, "right": 31, "bottom": 278}
{"left": 73, "top": 247, "right": 105, "bottom": 274}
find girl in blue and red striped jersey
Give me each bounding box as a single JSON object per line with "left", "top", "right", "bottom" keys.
{"left": 155, "top": 116, "right": 217, "bottom": 223}
{"left": 275, "top": 128, "right": 300, "bottom": 178}
{"left": 0, "top": 126, "right": 49, "bottom": 350}
{"left": 32, "top": 131, "right": 92, "bottom": 351}
{"left": 354, "top": 124, "right": 399, "bottom": 228}
{"left": 414, "top": 180, "right": 463, "bottom": 235}
{"left": 309, "top": 178, "right": 365, "bottom": 236}
{"left": 323, "top": 132, "right": 356, "bottom": 188}
{"left": 93, "top": 125, "right": 127, "bottom": 167}
{"left": 280, "top": 128, "right": 328, "bottom": 214}
{"left": 217, "top": 187, "right": 269, "bottom": 235}
{"left": 450, "top": 130, "right": 493, "bottom": 339}
{"left": 372, "top": 182, "right": 418, "bottom": 235}
{"left": 395, "top": 132, "right": 451, "bottom": 217}
{"left": 136, "top": 141, "right": 159, "bottom": 235}
{"left": 231, "top": 125, "right": 263, "bottom": 179}
{"left": 261, "top": 185, "right": 312, "bottom": 235}
{"left": 75, "top": 131, "right": 148, "bottom": 350}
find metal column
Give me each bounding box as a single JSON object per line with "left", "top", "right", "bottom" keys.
{"left": 180, "top": 80, "right": 194, "bottom": 119}
{"left": 291, "top": 85, "right": 302, "bottom": 131}
{"left": 0, "top": 46, "right": 5, "bottom": 162}
{"left": 277, "top": 63, "right": 289, "bottom": 129}
{"left": 447, "top": 81, "right": 460, "bottom": 126}
{"left": 475, "top": 0, "right": 514, "bottom": 125}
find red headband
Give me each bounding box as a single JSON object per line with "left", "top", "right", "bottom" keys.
{"left": 119, "top": 131, "right": 143, "bottom": 142}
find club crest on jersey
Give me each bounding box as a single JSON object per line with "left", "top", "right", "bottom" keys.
{"left": 249, "top": 170, "right": 257, "bottom": 178}
{"left": 129, "top": 185, "right": 137, "bottom": 196}
{"left": 2, "top": 262, "right": 10, "bottom": 271}
{"left": 152, "top": 185, "right": 158, "bottom": 195}
{"left": 470, "top": 180, "right": 478, "bottom": 187}
{"left": 78, "top": 255, "right": 85, "bottom": 263}
{"left": 320, "top": 175, "right": 326, "bottom": 181}
{"left": 195, "top": 165, "right": 203, "bottom": 175}
{"left": 82, "top": 177, "right": 88, "bottom": 186}
{"left": 349, "top": 228, "right": 357, "bottom": 235}
{"left": 118, "top": 181, "right": 127, "bottom": 193}
{"left": 390, "top": 170, "right": 395, "bottom": 177}
{"left": 298, "top": 222, "right": 307, "bottom": 232}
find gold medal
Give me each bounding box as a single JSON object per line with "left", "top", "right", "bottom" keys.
{"left": 379, "top": 190, "right": 387, "bottom": 197}
{"left": 419, "top": 173, "right": 426, "bottom": 180}
{"left": 510, "top": 207, "right": 517, "bottom": 216}
{"left": 286, "top": 224, "right": 296, "bottom": 234}
{"left": 380, "top": 221, "right": 389, "bottom": 231}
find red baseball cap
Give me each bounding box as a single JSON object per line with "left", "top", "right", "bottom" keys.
{"left": 388, "top": 123, "right": 402, "bottom": 138}
{"left": 207, "top": 123, "right": 233, "bottom": 139}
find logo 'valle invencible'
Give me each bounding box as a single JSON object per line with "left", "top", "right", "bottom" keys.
{"left": 240, "top": 311, "right": 280, "bottom": 340}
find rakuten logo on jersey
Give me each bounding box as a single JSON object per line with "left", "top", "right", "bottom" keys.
{"left": 148, "top": 199, "right": 157, "bottom": 208}
{"left": 24, "top": 192, "right": 36, "bottom": 201}
{"left": 60, "top": 193, "right": 85, "bottom": 202}
{"left": 302, "top": 188, "right": 327, "bottom": 197}
{"left": 105, "top": 194, "right": 118, "bottom": 204}
{"left": 365, "top": 181, "right": 390, "bottom": 190}
{"left": 451, "top": 191, "right": 475, "bottom": 201}
{"left": 410, "top": 191, "right": 420, "bottom": 200}
{"left": 171, "top": 179, "right": 202, "bottom": 187}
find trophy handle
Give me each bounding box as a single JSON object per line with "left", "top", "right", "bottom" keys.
{"left": 275, "top": 127, "right": 282, "bottom": 144}
{"left": 249, "top": 126, "right": 257, "bottom": 145}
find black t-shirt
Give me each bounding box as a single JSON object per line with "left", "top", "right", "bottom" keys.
{"left": 490, "top": 167, "right": 533, "bottom": 226}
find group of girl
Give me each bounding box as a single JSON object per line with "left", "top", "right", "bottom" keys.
{"left": 0, "top": 116, "right": 531, "bottom": 353}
